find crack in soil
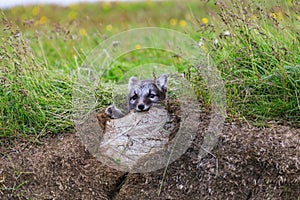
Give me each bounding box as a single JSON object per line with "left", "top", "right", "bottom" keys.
{"left": 109, "top": 172, "right": 129, "bottom": 200}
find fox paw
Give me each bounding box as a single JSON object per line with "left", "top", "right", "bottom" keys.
{"left": 105, "top": 105, "right": 125, "bottom": 119}
{"left": 105, "top": 105, "right": 115, "bottom": 117}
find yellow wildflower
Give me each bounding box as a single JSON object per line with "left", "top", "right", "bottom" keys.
{"left": 79, "top": 28, "right": 87, "bottom": 36}
{"left": 169, "top": 18, "right": 177, "bottom": 26}
{"left": 270, "top": 12, "right": 277, "bottom": 20}
{"left": 35, "top": 16, "right": 47, "bottom": 25}
{"left": 201, "top": 17, "right": 209, "bottom": 25}
{"left": 39, "top": 16, "right": 47, "bottom": 24}
{"left": 298, "top": 15, "right": 300, "bottom": 21}
{"left": 252, "top": 14, "right": 258, "bottom": 21}
{"left": 201, "top": 45, "right": 208, "bottom": 53}
{"left": 68, "top": 11, "right": 77, "bottom": 20}
{"left": 277, "top": 11, "right": 283, "bottom": 21}
{"left": 135, "top": 44, "right": 141, "bottom": 49}
{"left": 32, "top": 6, "right": 40, "bottom": 16}
{"left": 106, "top": 24, "right": 113, "bottom": 31}
{"left": 179, "top": 20, "right": 187, "bottom": 27}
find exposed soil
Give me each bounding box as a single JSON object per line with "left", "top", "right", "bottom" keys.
{"left": 1, "top": 114, "right": 299, "bottom": 199}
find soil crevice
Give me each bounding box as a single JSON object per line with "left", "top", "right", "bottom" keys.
{"left": 109, "top": 172, "right": 129, "bottom": 200}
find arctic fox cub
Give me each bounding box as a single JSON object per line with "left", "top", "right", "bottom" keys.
{"left": 105, "top": 74, "right": 168, "bottom": 119}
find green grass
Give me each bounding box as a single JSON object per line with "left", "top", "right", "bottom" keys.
{"left": 0, "top": 22, "right": 73, "bottom": 137}
{"left": 208, "top": 0, "right": 300, "bottom": 123}
{"left": 0, "top": 0, "right": 299, "bottom": 139}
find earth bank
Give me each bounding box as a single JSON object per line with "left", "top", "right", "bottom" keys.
{"left": 1, "top": 120, "right": 299, "bottom": 199}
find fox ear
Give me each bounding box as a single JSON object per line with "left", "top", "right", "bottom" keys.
{"left": 156, "top": 74, "right": 168, "bottom": 92}
{"left": 128, "top": 76, "right": 139, "bottom": 90}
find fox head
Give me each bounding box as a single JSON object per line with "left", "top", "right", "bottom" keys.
{"left": 128, "top": 74, "right": 168, "bottom": 112}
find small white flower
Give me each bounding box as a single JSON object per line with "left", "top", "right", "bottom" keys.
{"left": 198, "top": 38, "right": 204, "bottom": 47}
{"left": 213, "top": 38, "right": 219, "bottom": 45}
{"left": 223, "top": 30, "right": 230, "bottom": 36}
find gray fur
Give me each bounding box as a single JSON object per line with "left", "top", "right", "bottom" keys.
{"left": 105, "top": 74, "right": 168, "bottom": 119}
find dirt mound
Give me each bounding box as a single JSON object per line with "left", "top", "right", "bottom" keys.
{"left": 115, "top": 122, "right": 300, "bottom": 200}
{"left": 1, "top": 134, "right": 124, "bottom": 200}
{"left": 1, "top": 119, "right": 299, "bottom": 199}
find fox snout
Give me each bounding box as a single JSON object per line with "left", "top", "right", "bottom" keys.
{"left": 129, "top": 90, "right": 157, "bottom": 112}
{"left": 137, "top": 103, "right": 147, "bottom": 111}
{"left": 132, "top": 96, "right": 152, "bottom": 112}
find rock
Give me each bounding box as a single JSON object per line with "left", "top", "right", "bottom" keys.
{"left": 97, "top": 105, "right": 177, "bottom": 171}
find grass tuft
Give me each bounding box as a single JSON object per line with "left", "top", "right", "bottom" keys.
{"left": 0, "top": 15, "right": 73, "bottom": 138}
{"left": 0, "top": 0, "right": 299, "bottom": 141}
{"left": 195, "top": 0, "right": 300, "bottom": 124}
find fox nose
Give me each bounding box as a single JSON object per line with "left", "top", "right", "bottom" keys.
{"left": 137, "top": 104, "right": 145, "bottom": 111}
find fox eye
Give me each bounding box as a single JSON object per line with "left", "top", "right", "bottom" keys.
{"left": 149, "top": 94, "right": 156, "bottom": 99}
{"left": 131, "top": 95, "right": 137, "bottom": 101}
